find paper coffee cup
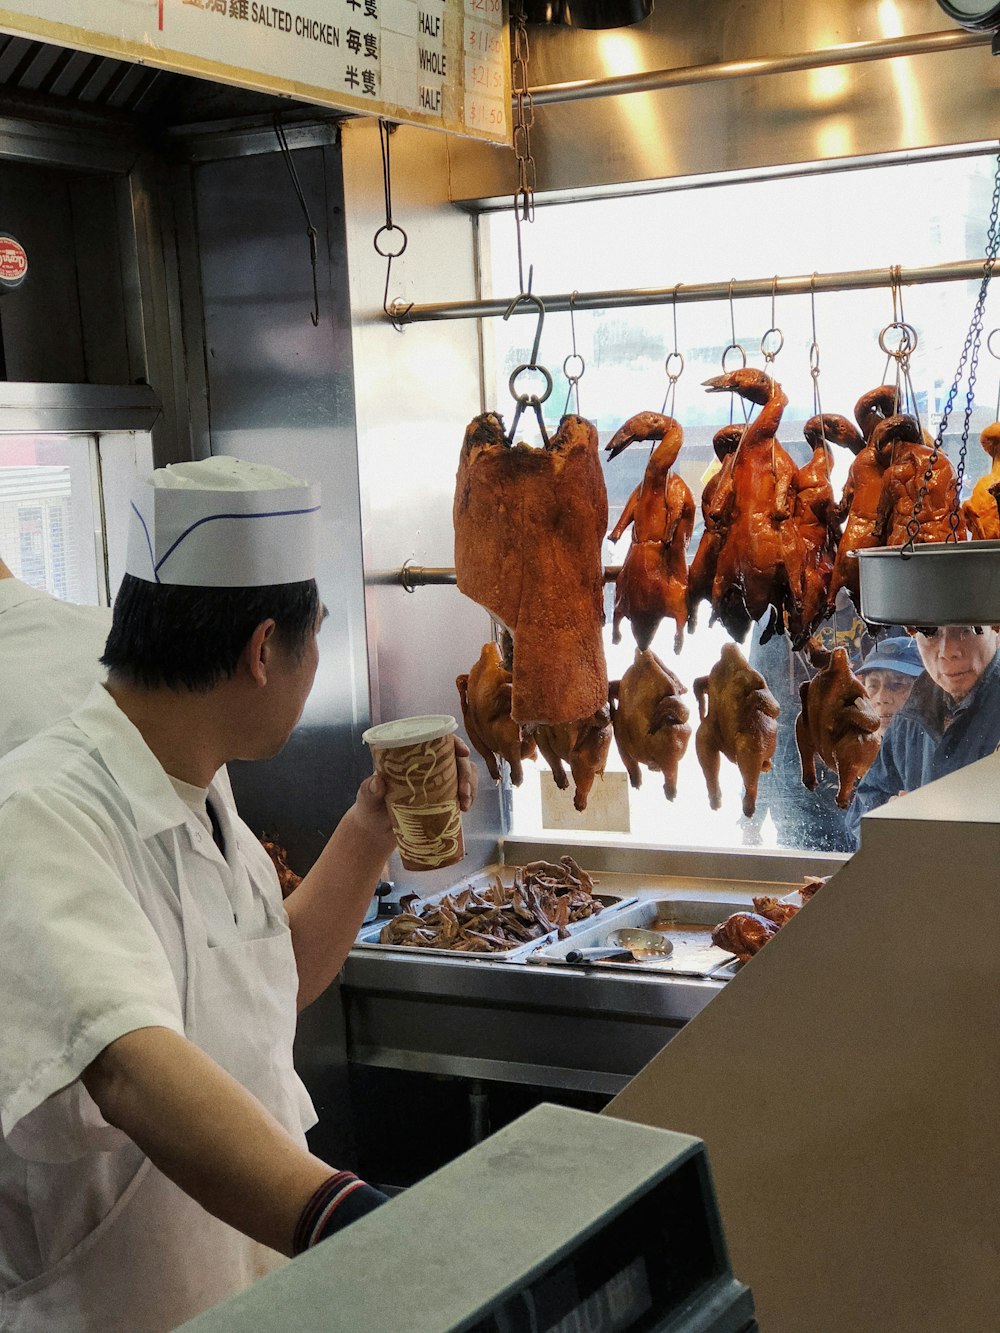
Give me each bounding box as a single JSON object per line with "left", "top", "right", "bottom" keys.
{"left": 362, "top": 715, "right": 465, "bottom": 872}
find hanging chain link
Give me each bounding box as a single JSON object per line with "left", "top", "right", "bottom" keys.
{"left": 904, "top": 151, "right": 1000, "bottom": 551}
{"left": 510, "top": 1, "right": 536, "bottom": 228}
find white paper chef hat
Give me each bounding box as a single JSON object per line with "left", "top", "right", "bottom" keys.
{"left": 125, "top": 457, "right": 321, "bottom": 587}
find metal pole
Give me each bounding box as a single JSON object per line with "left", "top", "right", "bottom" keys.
{"left": 394, "top": 257, "right": 993, "bottom": 325}
{"left": 394, "top": 565, "right": 623, "bottom": 590}
{"left": 528, "top": 28, "right": 992, "bottom": 107}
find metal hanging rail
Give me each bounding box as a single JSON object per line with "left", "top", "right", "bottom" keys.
{"left": 527, "top": 28, "right": 992, "bottom": 107}
{"left": 393, "top": 564, "right": 623, "bottom": 590}
{"left": 393, "top": 257, "right": 993, "bottom": 325}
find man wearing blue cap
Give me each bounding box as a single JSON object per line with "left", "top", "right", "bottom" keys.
{"left": 855, "top": 636, "right": 924, "bottom": 739}
{"left": 0, "top": 457, "right": 476, "bottom": 1331}
{"left": 851, "top": 625, "right": 1000, "bottom": 844}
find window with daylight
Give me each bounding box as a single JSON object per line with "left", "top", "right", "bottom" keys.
{"left": 481, "top": 148, "right": 1000, "bottom": 856}
{"left": 0, "top": 434, "right": 154, "bottom": 606}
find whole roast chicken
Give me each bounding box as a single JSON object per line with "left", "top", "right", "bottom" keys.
{"left": 711, "top": 911, "right": 779, "bottom": 962}
{"left": 456, "top": 642, "right": 538, "bottom": 786}
{"left": 873, "top": 414, "right": 966, "bottom": 546}
{"left": 829, "top": 386, "right": 899, "bottom": 607}
{"left": 686, "top": 423, "right": 742, "bottom": 632}
{"left": 962, "top": 422, "right": 1000, "bottom": 540}
{"left": 454, "top": 412, "right": 608, "bottom": 726}
{"left": 609, "top": 648, "right": 691, "bottom": 801}
{"left": 794, "top": 645, "right": 881, "bottom": 808}
{"left": 528, "top": 708, "right": 613, "bottom": 812}
{"left": 793, "top": 414, "right": 860, "bottom": 635}
{"left": 606, "top": 413, "right": 696, "bottom": 653}
{"left": 693, "top": 642, "right": 780, "bottom": 818}
{"left": 701, "top": 368, "right": 806, "bottom": 644}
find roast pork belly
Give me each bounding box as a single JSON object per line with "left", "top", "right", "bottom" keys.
{"left": 454, "top": 411, "right": 609, "bottom": 726}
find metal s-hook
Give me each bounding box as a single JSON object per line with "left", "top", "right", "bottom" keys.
{"left": 503, "top": 290, "right": 552, "bottom": 445}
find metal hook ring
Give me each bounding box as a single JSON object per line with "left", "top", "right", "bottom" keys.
{"left": 664, "top": 351, "right": 685, "bottom": 381}
{"left": 509, "top": 363, "right": 554, "bottom": 404}
{"left": 760, "top": 327, "right": 784, "bottom": 358}
{"left": 373, "top": 223, "right": 408, "bottom": 259}
{"left": 563, "top": 352, "right": 586, "bottom": 381}
{"left": 808, "top": 343, "right": 821, "bottom": 374}
{"left": 987, "top": 328, "right": 1000, "bottom": 360}
{"left": 721, "top": 342, "right": 747, "bottom": 372}
{"left": 878, "top": 321, "right": 918, "bottom": 357}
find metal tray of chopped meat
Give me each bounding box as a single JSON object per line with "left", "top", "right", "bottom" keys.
{"left": 527, "top": 898, "right": 747, "bottom": 978}
{"left": 353, "top": 870, "right": 637, "bottom": 961}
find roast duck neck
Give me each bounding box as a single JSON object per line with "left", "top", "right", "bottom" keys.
{"left": 606, "top": 413, "right": 696, "bottom": 655}
{"left": 454, "top": 411, "right": 609, "bottom": 727}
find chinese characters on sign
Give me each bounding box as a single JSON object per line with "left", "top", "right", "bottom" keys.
{"left": 0, "top": 0, "right": 510, "bottom": 143}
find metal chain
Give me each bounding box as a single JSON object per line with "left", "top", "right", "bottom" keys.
{"left": 905, "top": 150, "right": 1000, "bottom": 550}
{"left": 511, "top": 1, "right": 536, "bottom": 229}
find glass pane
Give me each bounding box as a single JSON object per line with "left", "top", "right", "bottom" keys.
{"left": 482, "top": 150, "right": 1000, "bottom": 854}
{"left": 0, "top": 437, "right": 102, "bottom": 604}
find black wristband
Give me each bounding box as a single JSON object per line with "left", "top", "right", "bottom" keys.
{"left": 293, "top": 1172, "right": 389, "bottom": 1254}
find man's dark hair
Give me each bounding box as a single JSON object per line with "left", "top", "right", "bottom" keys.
{"left": 101, "top": 574, "right": 320, "bottom": 691}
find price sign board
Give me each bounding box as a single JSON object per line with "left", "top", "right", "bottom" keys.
{"left": 0, "top": 0, "right": 511, "bottom": 144}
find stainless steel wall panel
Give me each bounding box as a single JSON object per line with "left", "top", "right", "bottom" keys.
{"left": 188, "top": 139, "right": 370, "bottom": 1166}
{"left": 341, "top": 117, "right": 506, "bottom": 893}
{"left": 445, "top": 0, "right": 1000, "bottom": 203}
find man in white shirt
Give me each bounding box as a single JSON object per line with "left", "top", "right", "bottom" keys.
{"left": 0, "top": 557, "right": 111, "bottom": 757}
{"left": 0, "top": 458, "right": 476, "bottom": 1332}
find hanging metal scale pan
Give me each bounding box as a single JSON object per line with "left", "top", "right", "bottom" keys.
{"left": 858, "top": 542, "right": 1000, "bottom": 626}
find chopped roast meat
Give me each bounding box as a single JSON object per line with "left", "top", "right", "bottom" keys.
{"left": 752, "top": 895, "right": 800, "bottom": 927}
{"left": 711, "top": 911, "right": 779, "bottom": 962}
{"left": 378, "top": 857, "right": 604, "bottom": 952}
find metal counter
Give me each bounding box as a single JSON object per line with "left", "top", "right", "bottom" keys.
{"left": 341, "top": 846, "right": 841, "bottom": 1096}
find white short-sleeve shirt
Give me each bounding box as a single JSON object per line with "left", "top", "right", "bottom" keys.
{"left": 0, "top": 579, "right": 112, "bottom": 759}
{"left": 0, "top": 683, "right": 308, "bottom": 1292}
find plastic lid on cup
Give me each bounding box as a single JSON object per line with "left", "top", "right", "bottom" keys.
{"left": 362, "top": 715, "right": 458, "bottom": 747}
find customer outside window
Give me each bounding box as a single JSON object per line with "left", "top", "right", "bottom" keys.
{"left": 849, "top": 625, "right": 1000, "bottom": 845}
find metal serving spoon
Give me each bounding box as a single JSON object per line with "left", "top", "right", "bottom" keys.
{"left": 565, "top": 927, "right": 674, "bottom": 965}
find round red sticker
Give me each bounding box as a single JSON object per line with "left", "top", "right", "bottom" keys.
{"left": 0, "top": 236, "right": 28, "bottom": 289}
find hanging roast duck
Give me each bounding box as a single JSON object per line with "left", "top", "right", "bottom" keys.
{"left": 792, "top": 414, "right": 861, "bottom": 633}
{"left": 963, "top": 422, "right": 1000, "bottom": 539}
{"left": 606, "top": 413, "right": 696, "bottom": 654}
{"left": 828, "top": 385, "right": 898, "bottom": 608}
{"left": 527, "top": 708, "right": 613, "bottom": 812}
{"left": 794, "top": 644, "right": 881, "bottom": 809}
{"left": 456, "top": 642, "right": 537, "bottom": 786}
{"left": 686, "top": 423, "right": 742, "bottom": 634}
{"left": 609, "top": 648, "right": 692, "bottom": 801}
{"left": 454, "top": 410, "right": 609, "bottom": 726}
{"left": 693, "top": 642, "right": 780, "bottom": 818}
{"left": 872, "top": 414, "right": 966, "bottom": 547}
{"left": 699, "top": 367, "right": 807, "bottom": 645}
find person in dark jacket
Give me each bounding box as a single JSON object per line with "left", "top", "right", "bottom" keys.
{"left": 850, "top": 625, "right": 1000, "bottom": 845}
